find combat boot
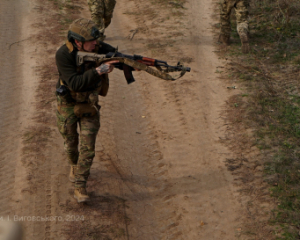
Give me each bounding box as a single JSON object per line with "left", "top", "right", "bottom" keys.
{"left": 74, "top": 187, "right": 90, "bottom": 203}
{"left": 218, "top": 33, "right": 230, "bottom": 45}
{"left": 240, "top": 32, "right": 250, "bottom": 54}
{"left": 69, "top": 165, "right": 76, "bottom": 183}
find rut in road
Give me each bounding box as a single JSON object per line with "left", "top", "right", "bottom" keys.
{"left": 0, "top": 0, "right": 32, "bottom": 224}
{"left": 104, "top": 0, "right": 246, "bottom": 239}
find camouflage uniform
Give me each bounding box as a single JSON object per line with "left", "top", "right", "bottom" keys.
{"left": 56, "top": 96, "right": 100, "bottom": 188}
{"left": 55, "top": 19, "right": 116, "bottom": 189}
{"left": 219, "top": 0, "right": 250, "bottom": 53}
{"left": 87, "top": 0, "right": 116, "bottom": 40}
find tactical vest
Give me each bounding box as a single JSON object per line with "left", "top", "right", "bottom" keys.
{"left": 61, "top": 41, "right": 109, "bottom": 106}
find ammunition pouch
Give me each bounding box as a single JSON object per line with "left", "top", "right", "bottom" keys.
{"left": 70, "top": 91, "right": 90, "bottom": 103}
{"left": 74, "top": 103, "right": 98, "bottom": 118}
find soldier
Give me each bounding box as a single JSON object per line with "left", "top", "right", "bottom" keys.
{"left": 218, "top": 0, "right": 250, "bottom": 54}
{"left": 55, "top": 18, "right": 119, "bottom": 203}
{"left": 87, "top": 0, "right": 116, "bottom": 41}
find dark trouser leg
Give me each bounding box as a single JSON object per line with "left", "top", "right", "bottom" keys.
{"left": 235, "top": 0, "right": 249, "bottom": 35}
{"left": 220, "top": 0, "right": 235, "bottom": 43}
{"left": 235, "top": 0, "right": 250, "bottom": 53}
{"left": 56, "top": 100, "right": 79, "bottom": 165}
{"left": 75, "top": 114, "right": 100, "bottom": 188}
{"left": 87, "top": 0, "right": 106, "bottom": 40}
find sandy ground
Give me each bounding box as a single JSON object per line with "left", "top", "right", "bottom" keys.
{"left": 0, "top": 0, "right": 250, "bottom": 239}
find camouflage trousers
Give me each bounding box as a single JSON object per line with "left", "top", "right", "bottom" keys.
{"left": 87, "top": 0, "right": 116, "bottom": 41}
{"left": 220, "top": 0, "right": 249, "bottom": 37}
{"left": 56, "top": 95, "right": 100, "bottom": 188}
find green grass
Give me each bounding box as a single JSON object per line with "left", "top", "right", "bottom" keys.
{"left": 220, "top": 0, "right": 300, "bottom": 238}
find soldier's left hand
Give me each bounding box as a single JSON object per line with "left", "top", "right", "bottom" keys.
{"left": 96, "top": 60, "right": 119, "bottom": 75}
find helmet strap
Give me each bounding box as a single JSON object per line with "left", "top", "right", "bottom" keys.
{"left": 74, "top": 39, "right": 85, "bottom": 51}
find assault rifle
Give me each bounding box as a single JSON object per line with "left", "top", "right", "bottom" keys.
{"left": 76, "top": 51, "right": 191, "bottom": 84}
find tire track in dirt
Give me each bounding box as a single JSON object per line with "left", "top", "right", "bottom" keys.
{"left": 0, "top": 1, "right": 50, "bottom": 239}
{"left": 0, "top": 0, "right": 22, "bottom": 217}
{"left": 101, "top": 1, "right": 189, "bottom": 239}
{"left": 0, "top": 0, "right": 32, "bottom": 221}
{"left": 109, "top": 0, "right": 247, "bottom": 239}
{"left": 0, "top": 1, "right": 72, "bottom": 239}
{"left": 119, "top": 1, "right": 192, "bottom": 238}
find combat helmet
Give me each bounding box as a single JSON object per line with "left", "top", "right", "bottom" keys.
{"left": 67, "top": 18, "right": 101, "bottom": 42}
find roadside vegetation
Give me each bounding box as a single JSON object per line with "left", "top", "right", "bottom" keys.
{"left": 218, "top": 0, "right": 300, "bottom": 239}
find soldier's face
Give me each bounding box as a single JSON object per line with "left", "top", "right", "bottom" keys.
{"left": 83, "top": 40, "right": 97, "bottom": 52}
{"left": 75, "top": 39, "right": 97, "bottom": 52}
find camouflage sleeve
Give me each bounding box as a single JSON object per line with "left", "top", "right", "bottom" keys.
{"left": 103, "top": 0, "right": 116, "bottom": 28}
{"left": 87, "top": 0, "right": 105, "bottom": 30}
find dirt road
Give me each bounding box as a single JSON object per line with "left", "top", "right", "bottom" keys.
{"left": 0, "top": 0, "right": 247, "bottom": 239}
